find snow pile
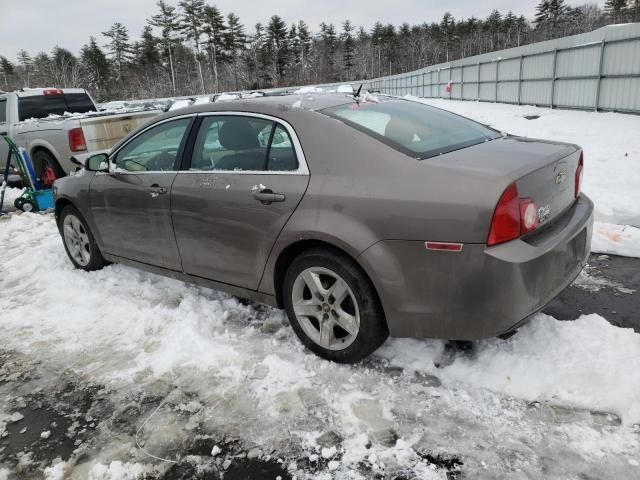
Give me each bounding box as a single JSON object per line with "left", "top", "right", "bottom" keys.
{"left": 380, "top": 313, "right": 640, "bottom": 423}
{"left": 1, "top": 187, "right": 23, "bottom": 208}
{"left": 408, "top": 97, "right": 640, "bottom": 258}
{"left": 0, "top": 212, "right": 638, "bottom": 477}
{"left": 337, "top": 85, "right": 354, "bottom": 93}
{"left": 193, "top": 96, "right": 211, "bottom": 105}
{"left": 591, "top": 222, "right": 640, "bottom": 258}
{"left": 214, "top": 93, "right": 240, "bottom": 102}
{"left": 295, "top": 86, "right": 323, "bottom": 94}
{"left": 168, "top": 99, "right": 193, "bottom": 111}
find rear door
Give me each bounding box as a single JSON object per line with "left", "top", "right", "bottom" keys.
{"left": 89, "top": 116, "right": 193, "bottom": 270}
{"left": 171, "top": 113, "right": 309, "bottom": 289}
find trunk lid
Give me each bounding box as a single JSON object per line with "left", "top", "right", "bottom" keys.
{"left": 435, "top": 135, "right": 581, "bottom": 229}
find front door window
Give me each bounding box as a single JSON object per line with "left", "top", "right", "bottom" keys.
{"left": 115, "top": 118, "right": 190, "bottom": 172}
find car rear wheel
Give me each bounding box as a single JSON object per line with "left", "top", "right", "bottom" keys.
{"left": 283, "top": 248, "right": 388, "bottom": 363}
{"left": 59, "top": 205, "right": 107, "bottom": 271}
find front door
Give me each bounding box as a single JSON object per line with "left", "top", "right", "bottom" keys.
{"left": 171, "top": 114, "right": 309, "bottom": 289}
{"left": 89, "top": 117, "right": 192, "bottom": 270}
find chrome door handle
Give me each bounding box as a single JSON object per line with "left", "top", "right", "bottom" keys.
{"left": 148, "top": 184, "right": 168, "bottom": 196}
{"left": 252, "top": 189, "right": 285, "bottom": 205}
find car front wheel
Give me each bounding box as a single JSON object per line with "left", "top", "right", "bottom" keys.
{"left": 283, "top": 248, "right": 388, "bottom": 363}
{"left": 59, "top": 205, "right": 107, "bottom": 271}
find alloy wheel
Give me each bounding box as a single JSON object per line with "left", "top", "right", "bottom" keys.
{"left": 291, "top": 266, "right": 361, "bottom": 351}
{"left": 62, "top": 214, "right": 91, "bottom": 266}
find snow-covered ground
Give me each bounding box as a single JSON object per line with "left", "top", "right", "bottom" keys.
{"left": 410, "top": 97, "right": 640, "bottom": 259}
{"left": 1, "top": 99, "right": 639, "bottom": 478}
{"left": 0, "top": 213, "right": 639, "bottom": 478}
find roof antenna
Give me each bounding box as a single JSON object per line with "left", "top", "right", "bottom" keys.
{"left": 354, "top": 84, "right": 363, "bottom": 98}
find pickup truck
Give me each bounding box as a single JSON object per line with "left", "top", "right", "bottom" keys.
{"left": 0, "top": 88, "right": 160, "bottom": 187}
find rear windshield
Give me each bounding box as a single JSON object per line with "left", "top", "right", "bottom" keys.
{"left": 322, "top": 98, "right": 500, "bottom": 159}
{"left": 18, "top": 93, "right": 96, "bottom": 121}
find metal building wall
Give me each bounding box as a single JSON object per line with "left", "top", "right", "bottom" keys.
{"left": 363, "top": 23, "right": 640, "bottom": 114}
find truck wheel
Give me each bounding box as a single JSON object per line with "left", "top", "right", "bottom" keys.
{"left": 33, "top": 150, "right": 65, "bottom": 187}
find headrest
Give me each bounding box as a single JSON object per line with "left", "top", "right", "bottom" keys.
{"left": 219, "top": 118, "right": 260, "bottom": 151}
{"left": 384, "top": 116, "right": 416, "bottom": 146}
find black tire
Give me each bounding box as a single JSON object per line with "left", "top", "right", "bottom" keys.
{"left": 32, "top": 149, "right": 65, "bottom": 186}
{"left": 14, "top": 197, "right": 24, "bottom": 210}
{"left": 283, "top": 247, "right": 388, "bottom": 363}
{"left": 20, "top": 200, "right": 35, "bottom": 212}
{"left": 58, "top": 205, "right": 107, "bottom": 271}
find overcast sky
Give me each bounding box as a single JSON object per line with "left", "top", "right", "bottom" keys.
{"left": 1, "top": 0, "right": 603, "bottom": 61}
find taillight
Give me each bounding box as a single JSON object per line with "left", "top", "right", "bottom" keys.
{"left": 487, "top": 183, "right": 520, "bottom": 246}
{"left": 575, "top": 152, "right": 583, "bottom": 198}
{"left": 487, "top": 183, "right": 539, "bottom": 246}
{"left": 519, "top": 198, "right": 539, "bottom": 235}
{"left": 43, "top": 88, "right": 64, "bottom": 95}
{"left": 68, "top": 128, "right": 87, "bottom": 152}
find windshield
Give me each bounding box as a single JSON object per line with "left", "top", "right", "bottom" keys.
{"left": 322, "top": 98, "right": 500, "bottom": 159}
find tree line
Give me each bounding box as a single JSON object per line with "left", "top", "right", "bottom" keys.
{"left": 0, "top": 0, "right": 637, "bottom": 102}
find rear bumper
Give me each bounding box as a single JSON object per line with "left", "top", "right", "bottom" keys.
{"left": 358, "top": 194, "right": 594, "bottom": 339}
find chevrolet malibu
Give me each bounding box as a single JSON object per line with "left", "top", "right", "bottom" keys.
{"left": 53, "top": 93, "right": 594, "bottom": 363}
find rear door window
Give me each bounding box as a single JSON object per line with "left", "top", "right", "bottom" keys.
{"left": 322, "top": 98, "right": 500, "bottom": 159}
{"left": 190, "top": 116, "right": 272, "bottom": 171}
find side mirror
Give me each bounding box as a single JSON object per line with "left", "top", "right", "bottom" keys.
{"left": 86, "top": 153, "right": 109, "bottom": 172}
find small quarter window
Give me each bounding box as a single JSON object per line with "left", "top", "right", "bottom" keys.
{"left": 267, "top": 125, "right": 298, "bottom": 171}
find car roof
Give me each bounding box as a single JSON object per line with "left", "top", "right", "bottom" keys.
{"left": 160, "top": 92, "right": 375, "bottom": 123}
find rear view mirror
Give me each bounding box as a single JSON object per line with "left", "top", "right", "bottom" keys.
{"left": 86, "top": 153, "right": 109, "bottom": 172}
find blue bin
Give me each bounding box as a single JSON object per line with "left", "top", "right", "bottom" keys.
{"left": 34, "top": 189, "right": 55, "bottom": 211}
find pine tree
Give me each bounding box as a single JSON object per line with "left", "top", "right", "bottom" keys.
{"left": 224, "top": 12, "right": 246, "bottom": 90}
{"left": 297, "top": 21, "right": 312, "bottom": 82}
{"left": 370, "top": 22, "right": 384, "bottom": 77}
{"left": 16, "top": 50, "right": 33, "bottom": 87}
{"left": 534, "top": 1, "right": 551, "bottom": 29}
{"left": 319, "top": 23, "right": 338, "bottom": 80}
{"left": 31, "top": 53, "right": 51, "bottom": 87}
{"left": 0, "top": 56, "right": 14, "bottom": 90}
{"left": 605, "top": 0, "right": 628, "bottom": 23}
{"left": 516, "top": 15, "right": 529, "bottom": 46}
{"left": 630, "top": 0, "right": 640, "bottom": 22}
{"left": 102, "top": 22, "right": 132, "bottom": 80}
{"left": 440, "top": 13, "right": 456, "bottom": 62}
{"left": 178, "top": 0, "right": 206, "bottom": 93}
{"left": 149, "top": 0, "right": 180, "bottom": 94}
{"left": 547, "top": 0, "right": 569, "bottom": 33}
{"left": 203, "top": 5, "right": 227, "bottom": 92}
{"left": 80, "top": 37, "right": 110, "bottom": 99}
{"left": 266, "top": 15, "right": 289, "bottom": 86}
{"left": 287, "top": 24, "right": 300, "bottom": 83}
{"left": 136, "top": 26, "right": 161, "bottom": 68}
{"left": 341, "top": 20, "right": 356, "bottom": 80}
